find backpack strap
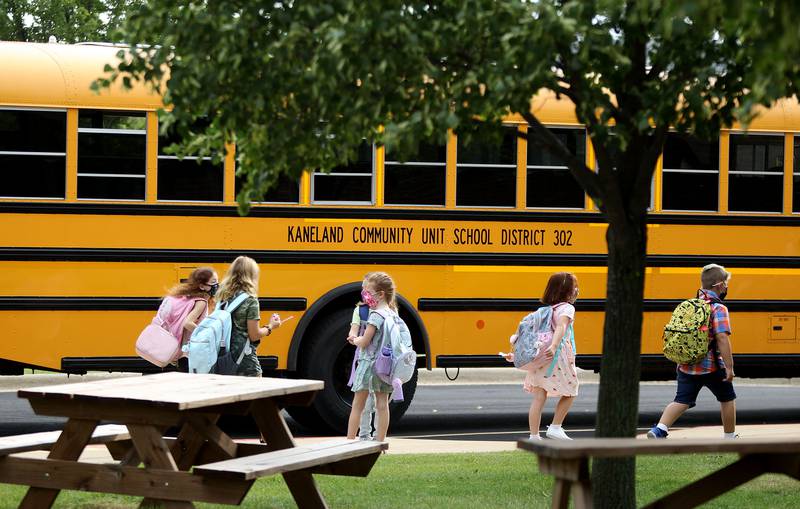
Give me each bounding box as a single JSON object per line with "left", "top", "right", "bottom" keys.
{"left": 358, "top": 304, "right": 370, "bottom": 322}
{"left": 698, "top": 290, "right": 724, "bottom": 369}
{"left": 545, "top": 303, "right": 573, "bottom": 377}
{"left": 224, "top": 292, "right": 251, "bottom": 313}
{"left": 370, "top": 308, "right": 393, "bottom": 353}
{"left": 236, "top": 340, "right": 252, "bottom": 365}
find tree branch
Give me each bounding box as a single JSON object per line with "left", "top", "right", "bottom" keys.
{"left": 591, "top": 136, "right": 626, "bottom": 223}
{"left": 520, "top": 110, "right": 602, "bottom": 203}
{"left": 555, "top": 83, "right": 578, "bottom": 103}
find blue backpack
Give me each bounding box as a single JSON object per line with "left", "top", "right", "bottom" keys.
{"left": 372, "top": 309, "right": 417, "bottom": 401}
{"left": 510, "top": 306, "right": 554, "bottom": 370}
{"left": 184, "top": 292, "right": 250, "bottom": 374}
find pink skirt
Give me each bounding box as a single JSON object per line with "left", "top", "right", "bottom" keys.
{"left": 523, "top": 339, "right": 579, "bottom": 397}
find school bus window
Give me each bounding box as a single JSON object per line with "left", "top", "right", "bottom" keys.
{"left": 0, "top": 108, "right": 66, "bottom": 199}
{"left": 662, "top": 133, "right": 719, "bottom": 211}
{"left": 312, "top": 141, "right": 373, "bottom": 203}
{"left": 456, "top": 126, "right": 517, "bottom": 207}
{"left": 793, "top": 136, "right": 800, "bottom": 213}
{"left": 592, "top": 130, "right": 655, "bottom": 210}
{"left": 77, "top": 110, "right": 146, "bottom": 200}
{"left": 729, "top": 134, "right": 783, "bottom": 213}
{"left": 157, "top": 125, "right": 223, "bottom": 202}
{"left": 385, "top": 142, "right": 446, "bottom": 206}
{"left": 235, "top": 173, "right": 300, "bottom": 204}
{"left": 527, "top": 127, "right": 585, "bottom": 209}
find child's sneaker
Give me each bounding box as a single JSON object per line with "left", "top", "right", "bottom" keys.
{"left": 646, "top": 426, "right": 668, "bottom": 439}
{"left": 528, "top": 434, "right": 543, "bottom": 441}
{"left": 545, "top": 426, "right": 572, "bottom": 440}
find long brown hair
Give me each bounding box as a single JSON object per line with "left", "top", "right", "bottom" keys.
{"left": 366, "top": 271, "right": 398, "bottom": 311}
{"left": 168, "top": 267, "right": 216, "bottom": 299}
{"left": 541, "top": 272, "right": 577, "bottom": 305}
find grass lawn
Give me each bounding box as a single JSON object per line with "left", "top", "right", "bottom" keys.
{"left": 0, "top": 451, "right": 795, "bottom": 508}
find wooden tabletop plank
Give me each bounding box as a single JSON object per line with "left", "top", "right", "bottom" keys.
{"left": 18, "top": 373, "right": 324, "bottom": 411}
{"left": 518, "top": 437, "right": 800, "bottom": 459}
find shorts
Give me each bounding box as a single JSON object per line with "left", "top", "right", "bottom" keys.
{"left": 674, "top": 369, "right": 736, "bottom": 408}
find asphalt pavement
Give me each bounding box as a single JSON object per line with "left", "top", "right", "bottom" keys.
{"left": 1, "top": 368, "right": 798, "bottom": 455}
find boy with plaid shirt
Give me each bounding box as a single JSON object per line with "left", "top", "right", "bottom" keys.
{"left": 648, "top": 264, "right": 737, "bottom": 439}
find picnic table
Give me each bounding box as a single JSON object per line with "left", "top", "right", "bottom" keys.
{"left": 0, "top": 372, "right": 386, "bottom": 508}
{"left": 518, "top": 436, "right": 800, "bottom": 509}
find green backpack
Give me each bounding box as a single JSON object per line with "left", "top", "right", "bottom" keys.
{"left": 662, "top": 298, "right": 712, "bottom": 364}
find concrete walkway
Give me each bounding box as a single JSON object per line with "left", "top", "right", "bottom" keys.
{"left": 5, "top": 369, "right": 799, "bottom": 460}
{"left": 17, "top": 422, "right": 799, "bottom": 464}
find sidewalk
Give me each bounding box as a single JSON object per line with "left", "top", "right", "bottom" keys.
{"left": 417, "top": 367, "right": 800, "bottom": 386}
{"left": 1, "top": 367, "right": 797, "bottom": 391}
{"left": 4, "top": 369, "right": 799, "bottom": 459}
{"left": 17, "top": 422, "right": 798, "bottom": 464}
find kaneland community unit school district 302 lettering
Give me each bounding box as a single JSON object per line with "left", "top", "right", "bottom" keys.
{"left": 286, "top": 224, "right": 572, "bottom": 247}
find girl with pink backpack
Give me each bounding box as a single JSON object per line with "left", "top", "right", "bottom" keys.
{"left": 136, "top": 267, "right": 219, "bottom": 368}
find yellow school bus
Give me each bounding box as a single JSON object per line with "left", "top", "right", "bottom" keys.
{"left": 2, "top": 41, "right": 799, "bottom": 432}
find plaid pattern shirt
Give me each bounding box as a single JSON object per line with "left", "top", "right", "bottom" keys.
{"left": 678, "top": 289, "right": 732, "bottom": 375}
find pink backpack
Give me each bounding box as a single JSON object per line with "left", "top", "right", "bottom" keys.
{"left": 135, "top": 296, "right": 207, "bottom": 367}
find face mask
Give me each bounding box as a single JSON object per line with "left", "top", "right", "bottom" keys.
{"left": 718, "top": 289, "right": 727, "bottom": 300}
{"left": 208, "top": 283, "right": 219, "bottom": 297}
{"left": 361, "top": 289, "right": 378, "bottom": 308}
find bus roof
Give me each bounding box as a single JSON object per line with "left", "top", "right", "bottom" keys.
{"left": 0, "top": 41, "right": 163, "bottom": 111}
{"left": 1, "top": 41, "right": 798, "bottom": 132}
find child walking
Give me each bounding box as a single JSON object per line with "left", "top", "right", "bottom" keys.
{"left": 166, "top": 266, "right": 219, "bottom": 346}
{"left": 168, "top": 267, "right": 218, "bottom": 371}
{"left": 523, "top": 272, "right": 580, "bottom": 440}
{"left": 346, "top": 271, "right": 397, "bottom": 442}
{"left": 347, "top": 274, "right": 377, "bottom": 440}
{"left": 648, "top": 264, "right": 736, "bottom": 439}
{"left": 215, "top": 256, "right": 287, "bottom": 377}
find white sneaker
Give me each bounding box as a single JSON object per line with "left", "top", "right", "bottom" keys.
{"left": 724, "top": 433, "right": 739, "bottom": 439}
{"left": 546, "top": 426, "right": 573, "bottom": 440}
{"left": 529, "top": 434, "right": 543, "bottom": 440}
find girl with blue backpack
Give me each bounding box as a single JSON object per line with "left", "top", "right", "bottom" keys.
{"left": 510, "top": 272, "right": 580, "bottom": 441}
{"left": 346, "top": 271, "right": 397, "bottom": 442}
{"left": 346, "top": 273, "right": 377, "bottom": 440}
{"left": 215, "top": 256, "right": 286, "bottom": 377}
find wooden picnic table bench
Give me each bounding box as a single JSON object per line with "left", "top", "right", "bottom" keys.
{"left": 518, "top": 437, "right": 800, "bottom": 509}
{"left": 0, "top": 424, "right": 130, "bottom": 456}
{"left": 0, "top": 372, "right": 386, "bottom": 508}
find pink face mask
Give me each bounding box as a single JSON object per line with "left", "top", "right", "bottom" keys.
{"left": 361, "top": 289, "right": 379, "bottom": 308}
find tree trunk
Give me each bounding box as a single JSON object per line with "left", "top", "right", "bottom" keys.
{"left": 591, "top": 217, "right": 648, "bottom": 509}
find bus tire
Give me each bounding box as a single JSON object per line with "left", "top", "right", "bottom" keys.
{"left": 286, "top": 308, "right": 418, "bottom": 435}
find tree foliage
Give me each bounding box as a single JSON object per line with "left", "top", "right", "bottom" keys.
{"left": 0, "top": 0, "right": 140, "bottom": 43}
{"left": 102, "top": 1, "right": 800, "bottom": 210}
{"left": 102, "top": 1, "right": 800, "bottom": 507}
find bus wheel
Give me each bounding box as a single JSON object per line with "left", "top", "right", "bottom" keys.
{"left": 286, "top": 308, "right": 418, "bottom": 435}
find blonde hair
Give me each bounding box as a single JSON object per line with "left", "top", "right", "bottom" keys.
{"left": 701, "top": 263, "right": 731, "bottom": 290}
{"left": 366, "top": 271, "right": 398, "bottom": 311}
{"left": 217, "top": 256, "right": 260, "bottom": 302}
